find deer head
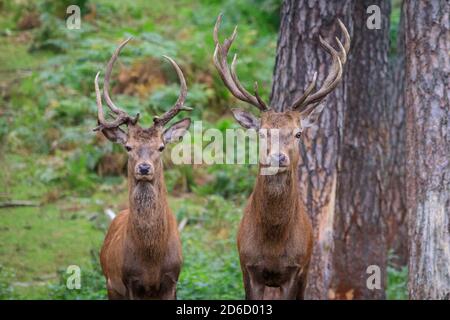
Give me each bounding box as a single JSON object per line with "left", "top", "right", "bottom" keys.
{"left": 94, "top": 38, "right": 192, "bottom": 183}
{"left": 213, "top": 14, "right": 350, "bottom": 174}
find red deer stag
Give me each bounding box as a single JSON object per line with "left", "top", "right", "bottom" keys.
{"left": 213, "top": 14, "right": 350, "bottom": 299}
{"left": 96, "top": 38, "right": 192, "bottom": 299}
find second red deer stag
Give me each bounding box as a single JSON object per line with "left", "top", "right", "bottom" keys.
{"left": 96, "top": 38, "right": 192, "bottom": 299}
{"left": 213, "top": 14, "right": 350, "bottom": 299}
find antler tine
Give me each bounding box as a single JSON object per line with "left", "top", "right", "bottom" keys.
{"left": 95, "top": 72, "right": 105, "bottom": 125}
{"left": 254, "top": 81, "right": 268, "bottom": 110}
{"left": 337, "top": 18, "right": 351, "bottom": 60}
{"left": 291, "top": 72, "right": 318, "bottom": 111}
{"left": 103, "top": 37, "right": 131, "bottom": 115}
{"left": 152, "top": 56, "right": 192, "bottom": 127}
{"left": 103, "top": 37, "right": 139, "bottom": 124}
{"left": 292, "top": 20, "right": 351, "bottom": 114}
{"left": 94, "top": 71, "right": 106, "bottom": 131}
{"left": 213, "top": 14, "right": 268, "bottom": 112}
{"left": 230, "top": 54, "right": 268, "bottom": 110}
{"left": 93, "top": 38, "right": 140, "bottom": 132}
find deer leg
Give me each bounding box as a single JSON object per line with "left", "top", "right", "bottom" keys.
{"left": 242, "top": 269, "right": 251, "bottom": 299}
{"left": 159, "top": 273, "right": 178, "bottom": 300}
{"left": 296, "top": 262, "right": 310, "bottom": 300}
{"left": 244, "top": 265, "right": 265, "bottom": 300}
{"left": 296, "top": 270, "right": 309, "bottom": 300}
{"left": 278, "top": 266, "right": 302, "bottom": 300}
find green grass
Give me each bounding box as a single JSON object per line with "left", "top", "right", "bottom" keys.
{"left": 0, "top": 42, "right": 47, "bottom": 72}
{"left": 0, "top": 205, "right": 102, "bottom": 280}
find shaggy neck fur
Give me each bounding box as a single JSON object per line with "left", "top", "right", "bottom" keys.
{"left": 127, "top": 160, "right": 169, "bottom": 259}
{"left": 251, "top": 166, "right": 300, "bottom": 242}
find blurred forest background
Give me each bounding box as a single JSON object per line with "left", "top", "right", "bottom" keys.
{"left": 0, "top": 0, "right": 408, "bottom": 299}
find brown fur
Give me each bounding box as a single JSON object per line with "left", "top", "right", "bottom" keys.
{"left": 237, "top": 110, "right": 313, "bottom": 300}
{"left": 99, "top": 125, "right": 182, "bottom": 299}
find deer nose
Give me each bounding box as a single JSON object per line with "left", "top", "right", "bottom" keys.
{"left": 138, "top": 163, "right": 152, "bottom": 175}
{"left": 272, "top": 153, "right": 289, "bottom": 167}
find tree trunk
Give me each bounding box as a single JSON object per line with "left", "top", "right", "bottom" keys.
{"left": 404, "top": 0, "right": 450, "bottom": 300}
{"left": 329, "top": 0, "right": 391, "bottom": 300}
{"left": 385, "top": 2, "right": 407, "bottom": 269}
{"left": 270, "top": 0, "right": 353, "bottom": 299}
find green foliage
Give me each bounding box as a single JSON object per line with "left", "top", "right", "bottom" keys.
{"left": 386, "top": 250, "right": 408, "bottom": 300}
{"left": 40, "top": 0, "right": 90, "bottom": 18}
{"left": 178, "top": 231, "right": 244, "bottom": 300}
{"left": 195, "top": 164, "right": 256, "bottom": 199}
{"left": 0, "top": 117, "right": 9, "bottom": 144}
{"left": 48, "top": 252, "right": 107, "bottom": 300}
{"left": 0, "top": 266, "right": 18, "bottom": 300}
{"left": 389, "top": 0, "right": 403, "bottom": 56}
{"left": 177, "top": 196, "right": 244, "bottom": 299}
{"left": 29, "top": 12, "right": 93, "bottom": 53}
{"left": 387, "top": 265, "right": 408, "bottom": 300}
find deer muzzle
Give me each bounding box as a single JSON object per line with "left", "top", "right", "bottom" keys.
{"left": 269, "top": 153, "right": 290, "bottom": 168}
{"left": 135, "top": 162, "right": 154, "bottom": 181}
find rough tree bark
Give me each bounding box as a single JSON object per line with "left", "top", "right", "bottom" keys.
{"left": 270, "top": 0, "right": 353, "bottom": 299}
{"left": 329, "top": 0, "right": 391, "bottom": 300}
{"left": 385, "top": 2, "right": 407, "bottom": 269}
{"left": 404, "top": 0, "right": 450, "bottom": 300}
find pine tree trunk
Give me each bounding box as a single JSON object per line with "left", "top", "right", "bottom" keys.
{"left": 329, "top": 0, "right": 391, "bottom": 300}
{"left": 270, "top": 0, "right": 353, "bottom": 299}
{"left": 385, "top": 2, "right": 407, "bottom": 269}
{"left": 404, "top": 0, "right": 450, "bottom": 300}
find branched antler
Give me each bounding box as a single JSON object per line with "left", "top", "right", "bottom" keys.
{"left": 94, "top": 39, "right": 192, "bottom": 132}
{"left": 152, "top": 56, "right": 192, "bottom": 127}
{"left": 213, "top": 13, "right": 268, "bottom": 112}
{"left": 94, "top": 37, "right": 139, "bottom": 132}
{"left": 291, "top": 19, "right": 351, "bottom": 115}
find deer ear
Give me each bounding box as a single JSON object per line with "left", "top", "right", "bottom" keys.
{"left": 300, "top": 105, "right": 325, "bottom": 131}
{"left": 101, "top": 127, "right": 128, "bottom": 145}
{"left": 231, "top": 108, "right": 260, "bottom": 130}
{"left": 163, "top": 118, "right": 191, "bottom": 144}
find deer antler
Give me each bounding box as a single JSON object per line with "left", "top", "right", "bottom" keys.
{"left": 94, "top": 39, "right": 191, "bottom": 132}
{"left": 291, "top": 19, "right": 350, "bottom": 115}
{"left": 94, "top": 37, "right": 139, "bottom": 131}
{"left": 152, "top": 56, "right": 192, "bottom": 127}
{"left": 213, "top": 13, "right": 268, "bottom": 112}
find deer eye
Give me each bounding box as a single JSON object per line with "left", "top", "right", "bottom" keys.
{"left": 125, "top": 145, "right": 132, "bottom": 152}
{"left": 158, "top": 144, "right": 165, "bottom": 152}
{"left": 295, "top": 131, "right": 302, "bottom": 139}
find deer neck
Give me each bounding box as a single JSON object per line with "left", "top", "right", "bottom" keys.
{"left": 252, "top": 166, "right": 299, "bottom": 239}
{"left": 127, "top": 161, "right": 169, "bottom": 257}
